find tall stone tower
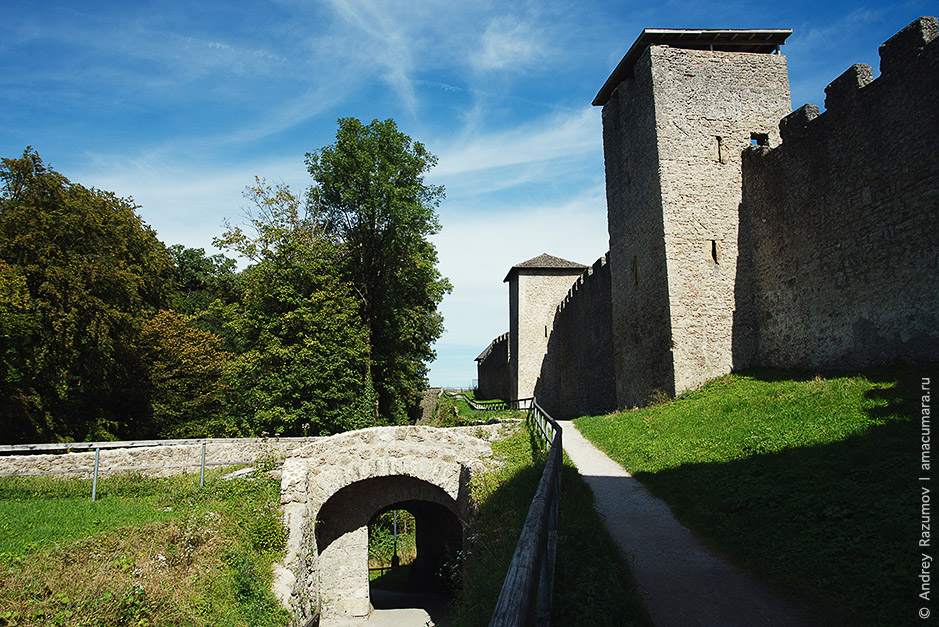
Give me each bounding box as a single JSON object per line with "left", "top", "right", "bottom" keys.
{"left": 593, "top": 29, "right": 793, "bottom": 407}
{"left": 505, "top": 254, "right": 587, "bottom": 400}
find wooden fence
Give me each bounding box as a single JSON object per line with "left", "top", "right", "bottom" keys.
{"left": 449, "top": 393, "right": 562, "bottom": 625}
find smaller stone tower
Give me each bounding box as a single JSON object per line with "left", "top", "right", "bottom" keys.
{"left": 505, "top": 254, "right": 587, "bottom": 400}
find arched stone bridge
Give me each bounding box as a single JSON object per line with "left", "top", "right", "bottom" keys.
{"left": 273, "top": 425, "right": 495, "bottom": 624}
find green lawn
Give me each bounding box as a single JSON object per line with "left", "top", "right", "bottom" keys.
{"left": 0, "top": 469, "right": 288, "bottom": 627}
{"left": 432, "top": 392, "right": 528, "bottom": 426}
{"left": 574, "top": 366, "right": 929, "bottom": 626}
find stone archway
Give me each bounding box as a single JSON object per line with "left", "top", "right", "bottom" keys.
{"left": 274, "top": 426, "right": 493, "bottom": 624}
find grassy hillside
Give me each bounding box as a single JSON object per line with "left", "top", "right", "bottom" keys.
{"left": 574, "top": 366, "right": 930, "bottom": 626}
{"left": 0, "top": 470, "right": 288, "bottom": 627}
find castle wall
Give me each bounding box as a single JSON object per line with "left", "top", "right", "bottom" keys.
{"left": 536, "top": 255, "right": 616, "bottom": 417}
{"left": 603, "top": 48, "right": 674, "bottom": 408}
{"left": 741, "top": 17, "right": 939, "bottom": 369}
{"left": 475, "top": 333, "right": 510, "bottom": 401}
{"left": 509, "top": 270, "right": 585, "bottom": 399}
{"left": 477, "top": 18, "right": 938, "bottom": 415}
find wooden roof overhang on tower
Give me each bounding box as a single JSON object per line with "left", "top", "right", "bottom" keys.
{"left": 503, "top": 253, "right": 588, "bottom": 283}
{"left": 593, "top": 28, "right": 793, "bottom": 106}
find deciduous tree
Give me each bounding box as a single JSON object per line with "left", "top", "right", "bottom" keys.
{"left": 0, "top": 149, "right": 172, "bottom": 442}
{"left": 139, "top": 309, "right": 231, "bottom": 438}
{"left": 214, "top": 179, "right": 373, "bottom": 436}
{"left": 305, "top": 118, "right": 451, "bottom": 423}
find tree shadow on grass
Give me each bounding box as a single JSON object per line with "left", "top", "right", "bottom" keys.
{"left": 632, "top": 367, "right": 931, "bottom": 626}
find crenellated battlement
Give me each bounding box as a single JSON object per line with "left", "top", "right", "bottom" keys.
{"left": 740, "top": 15, "right": 939, "bottom": 370}
{"left": 879, "top": 15, "right": 938, "bottom": 76}
{"left": 557, "top": 253, "right": 609, "bottom": 316}
{"left": 476, "top": 16, "right": 938, "bottom": 414}
{"left": 778, "top": 16, "right": 937, "bottom": 143}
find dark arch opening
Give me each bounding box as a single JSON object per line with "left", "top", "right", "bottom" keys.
{"left": 368, "top": 500, "right": 462, "bottom": 592}
{"left": 314, "top": 474, "right": 464, "bottom": 623}
{"left": 315, "top": 475, "right": 461, "bottom": 552}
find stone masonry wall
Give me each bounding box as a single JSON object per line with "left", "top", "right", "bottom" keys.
{"left": 740, "top": 17, "right": 939, "bottom": 369}
{"left": 476, "top": 333, "right": 510, "bottom": 401}
{"left": 536, "top": 255, "right": 616, "bottom": 417}
{"left": 651, "top": 45, "right": 792, "bottom": 396}
{"left": 511, "top": 269, "right": 586, "bottom": 400}
{"left": 603, "top": 47, "right": 675, "bottom": 408}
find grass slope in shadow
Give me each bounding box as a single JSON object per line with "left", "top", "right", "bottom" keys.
{"left": 574, "top": 366, "right": 931, "bottom": 626}
{"left": 453, "top": 421, "right": 652, "bottom": 627}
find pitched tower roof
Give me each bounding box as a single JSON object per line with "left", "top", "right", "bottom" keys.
{"left": 503, "top": 253, "right": 588, "bottom": 282}
{"left": 593, "top": 28, "right": 792, "bottom": 106}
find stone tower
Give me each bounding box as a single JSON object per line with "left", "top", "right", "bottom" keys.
{"left": 593, "top": 29, "right": 793, "bottom": 407}
{"left": 505, "top": 253, "right": 587, "bottom": 400}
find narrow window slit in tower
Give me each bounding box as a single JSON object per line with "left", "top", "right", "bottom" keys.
{"left": 711, "top": 240, "right": 720, "bottom": 264}
{"left": 631, "top": 256, "right": 639, "bottom": 286}
{"left": 715, "top": 136, "right": 725, "bottom": 163}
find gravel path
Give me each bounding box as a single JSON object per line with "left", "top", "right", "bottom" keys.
{"left": 558, "top": 420, "right": 811, "bottom": 627}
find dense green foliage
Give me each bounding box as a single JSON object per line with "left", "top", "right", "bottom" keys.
{"left": 213, "top": 179, "right": 374, "bottom": 436}
{"left": 574, "top": 367, "right": 925, "bottom": 626}
{"left": 167, "top": 244, "right": 237, "bottom": 317}
{"left": 1, "top": 122, "right": 449, "bottom": 443}
{"left": 0, "top": 149, "right": 173, "bottom": 442}
{"left": 368, "top": 509, "right": 416, "bottom": 570}
{"left": 306, "top": 118, "right": 451, "bottom": 424}
{"left": 0, "top": 469, "right": 289, "bottom": 626}
{"left": 139, "top": 310, "right": 231, "bottom": 438}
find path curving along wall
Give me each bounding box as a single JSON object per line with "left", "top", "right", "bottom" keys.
{"left": 274, "top": 425, "right": 494, "bottom": 624}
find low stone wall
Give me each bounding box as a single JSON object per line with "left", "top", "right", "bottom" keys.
{"left": 0, "top": 438, "right": 322, "bottom": 479}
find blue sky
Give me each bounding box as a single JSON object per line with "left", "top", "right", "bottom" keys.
{"left": 0, "top": 0, "right": 931, "bottom": 387}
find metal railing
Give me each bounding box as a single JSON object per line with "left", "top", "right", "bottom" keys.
{"left": 456, "top": 393, "right": 534, "bottom": 412}
{"left": 464, "top": 395, "right": 562, "bottom": 626}
{"left": 0, "top": 437, "right": 317, "bottom": 500}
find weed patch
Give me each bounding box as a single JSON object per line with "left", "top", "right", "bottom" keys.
{"left": 0, "top": 469, "right": 289, "bottom": 626}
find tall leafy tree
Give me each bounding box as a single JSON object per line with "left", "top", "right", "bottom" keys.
{"left": 139, "top": 309, "right": 231, "bottom": 438}
{"left": 305, "top": 118, "right": 451, "bottom": 423}
{"left": 0, "top": 149, "right": 173, "bottom": 442}
{"left": 214, "top": 179, "right": 373, "bottom": 436}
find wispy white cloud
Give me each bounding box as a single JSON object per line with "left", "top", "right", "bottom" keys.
{"left": 322, "top": 0, "right": 447, "bottom": 112}
{"left": 474, "top": 15, "right": 547, "bottom": 72}
{"left": 72, "top": 153, "right": 311, "bottom": 257}
{"left": 433, "top": 107, "right": 600, "bottom": 178}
